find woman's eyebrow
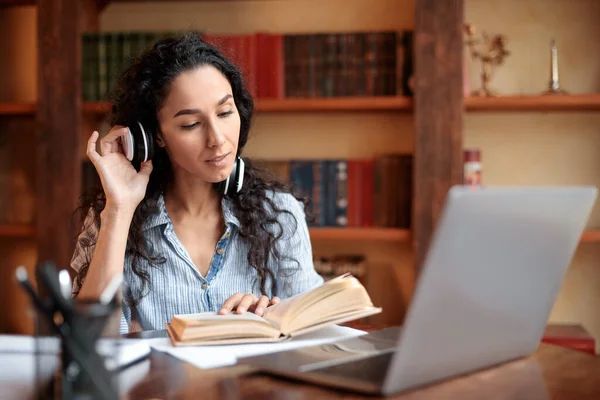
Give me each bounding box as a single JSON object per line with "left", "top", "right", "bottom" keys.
{"left": 173, "top": 94, "right": 233, "bottom": 117}
{"left": 217, "top": 94, "right": 233, "bottom": 105}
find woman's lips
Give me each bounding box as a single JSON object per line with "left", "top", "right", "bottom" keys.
{"left": 205, "top": 152, "right": 230, "bottom": 167}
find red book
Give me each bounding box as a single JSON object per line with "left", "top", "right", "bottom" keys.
{"left": 541, "top": 323, "right": 596, "bottom": 355}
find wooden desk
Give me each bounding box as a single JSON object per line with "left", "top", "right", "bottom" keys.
{"left": 118, "top": 342, "right": 600, "bottom": 400}
{"left": 3, "top": 327, "right": 600, "bottom": 399}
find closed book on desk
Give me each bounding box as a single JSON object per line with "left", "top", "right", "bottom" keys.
{"left": 165, "top": 273, "right": 382, "bottom": 346}
{"left": 542, "top": 323, "right": 596, "bottom": 355}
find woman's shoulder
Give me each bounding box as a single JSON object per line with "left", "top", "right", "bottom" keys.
{"left": 265, "top": 190, "right": 306, "bottom": 216}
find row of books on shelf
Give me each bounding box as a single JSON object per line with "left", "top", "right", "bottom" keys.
{"left": 313, "top": 254, "right": 367, "bottom": 283}
{"left": 81, "top": 29, "right": 414, "bottom": 102}
{"left": 81, "top": 153, "right": 413, "bottom": 230}
{"left": 255, "top": 154, "right": 412, "bottom": 229}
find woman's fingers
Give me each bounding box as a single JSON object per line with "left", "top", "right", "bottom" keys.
{"left": 219, "top": 293, "right": 245, "bottom": 315}
{"left": 235, "top": 294, "right": 258, "bottom": 314}
{"left": 86, "top": 131, "right": 101, "bottom": 164}
{"left": 218, "top": 293, "right": 278, "bottom": 316}
{"left": 253, "top": 295, "right": 270, "bottom": 316}
{"left": 138, "top": 160, "right": 153, "bottom": 178}
{"left": 269, "top": 296, "right": 280, "bottom": 306}
{"left": 100, "top": 126, "right": 129, "bottom": 156}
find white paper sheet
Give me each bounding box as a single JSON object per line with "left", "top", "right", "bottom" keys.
{"left": 148, "top": 324, "right": 367, "bottom": 369}
{"left": 0, "top": 334, "right": 151, "bottom": 370}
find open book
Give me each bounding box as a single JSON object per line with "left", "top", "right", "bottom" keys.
{"left": 165, "top": 273, "right": 382, "bottom": 346}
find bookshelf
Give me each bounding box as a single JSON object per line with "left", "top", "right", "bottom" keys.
{"left": 3, "top": 0, "right": 600, "bottom": 339}
{"left": 0, "top": 0, "right": 462, "bottom": 333}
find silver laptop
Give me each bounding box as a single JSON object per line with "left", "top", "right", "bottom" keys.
{"left": 238, "top": 185, "right": 597, "bottom": 396}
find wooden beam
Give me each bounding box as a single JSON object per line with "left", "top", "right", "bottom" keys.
{"left": 413, "top": 0, "right": 464, "bottom": 271}
{"left": 36, "top": 0, "right": 85, "bottom": 274}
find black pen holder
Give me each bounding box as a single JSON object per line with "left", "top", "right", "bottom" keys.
{"left": 35, "top": 299, "right": 122, "bottom": 400}
{"left": 23, "top": 261, "right": 123, "bottom": 400}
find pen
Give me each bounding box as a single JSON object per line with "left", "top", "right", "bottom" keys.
{"left": 99, "top": 273, "right": 123, "bottom": 305}
{"left": 59, "top": 269, "right": 71, "bottom": 299}
{"left": 15, "top": 266, "right": 49, "bottom": 314}
{"left": 36, "top": 261, "right": 75, "bottom": 316}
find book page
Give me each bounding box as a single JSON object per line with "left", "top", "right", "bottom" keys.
{"left": 263, "top": 274, "right": 370, "bottom": 332}
{"left": 172, "top": 311, "right": 269, "bottom": 326}
{"left": 170, "top": 312, "right": 280, "bottom": 343}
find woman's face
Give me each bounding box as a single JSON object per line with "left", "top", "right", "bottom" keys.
{"left": 157, "top": 65, "right": 241, "bottom": 184}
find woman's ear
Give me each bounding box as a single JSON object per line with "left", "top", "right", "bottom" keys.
{"left": 156, "top": 131, "right": 166, "bottom": 148}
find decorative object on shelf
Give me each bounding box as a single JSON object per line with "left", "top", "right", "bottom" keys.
{"left": 542, "top": 39, "right": 568, "bottom": 95}
{"left": 463, "top": 149, "right": 482, "bottom": 187}
{"left": 464, "top": 24, "right": 510, "bottom": 97}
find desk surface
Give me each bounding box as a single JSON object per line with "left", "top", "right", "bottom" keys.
{"left": 3, "top": 326, "right": 600, "bottom": 399}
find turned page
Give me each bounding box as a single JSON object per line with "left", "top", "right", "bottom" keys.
{"left": 262, "top": 274, "right": 364, "bottom": 332}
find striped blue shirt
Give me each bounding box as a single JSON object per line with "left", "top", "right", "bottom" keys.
{"left": 70, "top": 191, "right": 324, "bottom": 334}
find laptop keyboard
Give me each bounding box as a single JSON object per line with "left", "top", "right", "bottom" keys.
{"left": 309, "top": 351, "right": 395, "bottom": 386}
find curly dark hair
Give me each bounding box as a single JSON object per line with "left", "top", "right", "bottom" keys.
{"left": 73, "top": 31, "right": 307, "bottom": 305}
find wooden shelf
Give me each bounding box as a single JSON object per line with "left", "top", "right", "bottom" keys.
{"left": 308, "top": 227, "right": 410, "bottom": 242}
{"left": 0, "top": 225, "right": 35, "bottom": 238}
{"left": 0, "top": 0, "right": 34, "bottom": 7}
{"left": 255, "top": 96, "right": 412, "bottom": 112}
{"left": 83, "top": 101, "right": 112, "bottom": 115}
{"left": 2, "top": 223, "right": 596, "bottom": 243}
{"left": 465, "top": 94, "right": 600, "bottom": 112}
{"left": 17, "top": 95, "right": 600, "bottom": 116}
{"left": 83, "top": 97, "right": 413, "bottom": 115}
{"left": 0, "top": 102, "right": 36, "bottom": 116}
{"left": 0, "top": 224, "right": 409, "bottom": 241}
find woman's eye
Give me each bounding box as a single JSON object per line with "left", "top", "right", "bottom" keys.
{"left": 181, "top": 122, "right": 199, "bottom": 130}
{"left": 218, "top": 110, "right": 234, "bottom": 118}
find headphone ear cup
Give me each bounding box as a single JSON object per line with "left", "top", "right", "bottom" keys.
{"left": 144, "top": 125, "right": 155, "bottom": 161}
{"left": 235, "top": 157, "right": 245, "bottom": 193}
{"left": 128, "top": 121, "right": 154, "bottom": 163}
{"left": 219, "top": 157, "right": 244, "bottom": 197}
{"left": 223, "top": 157, "right": 237, "bottom": 196}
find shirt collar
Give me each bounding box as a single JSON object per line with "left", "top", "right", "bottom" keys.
{"left": 141, "top": 192, "right": 240, "bottom": 231}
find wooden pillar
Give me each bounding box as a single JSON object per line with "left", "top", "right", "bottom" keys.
{"left": 413, "top": 0, "right": 464, "bottom": 271}
{"left": 36, "top": 0, "right": 98, "bottom": 272}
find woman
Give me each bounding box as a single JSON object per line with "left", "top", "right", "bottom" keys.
{"left": 70, "top": 31, "right": 323, "bottom": 333}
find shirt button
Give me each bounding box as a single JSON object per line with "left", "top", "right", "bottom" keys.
{"left": 202, "top": 282, "right": 208, "bottom": 289}
{"left": 225, "top": 231, "right": 231, "bottom": 238}
{"left": 216, "top": 248, "right": 224, "bottom": 255}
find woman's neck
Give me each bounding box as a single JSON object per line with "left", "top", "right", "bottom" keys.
{"left": 164, "top": 169, "right": 221, "bottom": 219}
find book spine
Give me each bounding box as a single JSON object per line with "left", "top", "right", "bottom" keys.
{"left": 334, "top": 160, "right": 348, "bottom": 226}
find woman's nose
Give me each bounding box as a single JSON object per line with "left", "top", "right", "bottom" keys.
{"left": 207, "top": 122, "right": 226, "bottom": 148}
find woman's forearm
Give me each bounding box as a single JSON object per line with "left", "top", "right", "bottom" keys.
{"left": 77, "top": 207, "right": 134, "bottom": 300}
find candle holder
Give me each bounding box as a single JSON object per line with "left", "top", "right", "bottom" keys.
{"left": 542, "top": 39, "right": 568, "bottom": 95}
{"left": 464, "top": 24, "right": 510, "bottom": 97}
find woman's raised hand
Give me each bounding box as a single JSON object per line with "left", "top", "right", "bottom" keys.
{"left": 86, "top": 126, "right": 153, "bottom": 214}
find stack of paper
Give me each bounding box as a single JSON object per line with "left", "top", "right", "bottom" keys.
{"left": 148, "top": 324, "right": 367, "bottom": 369}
